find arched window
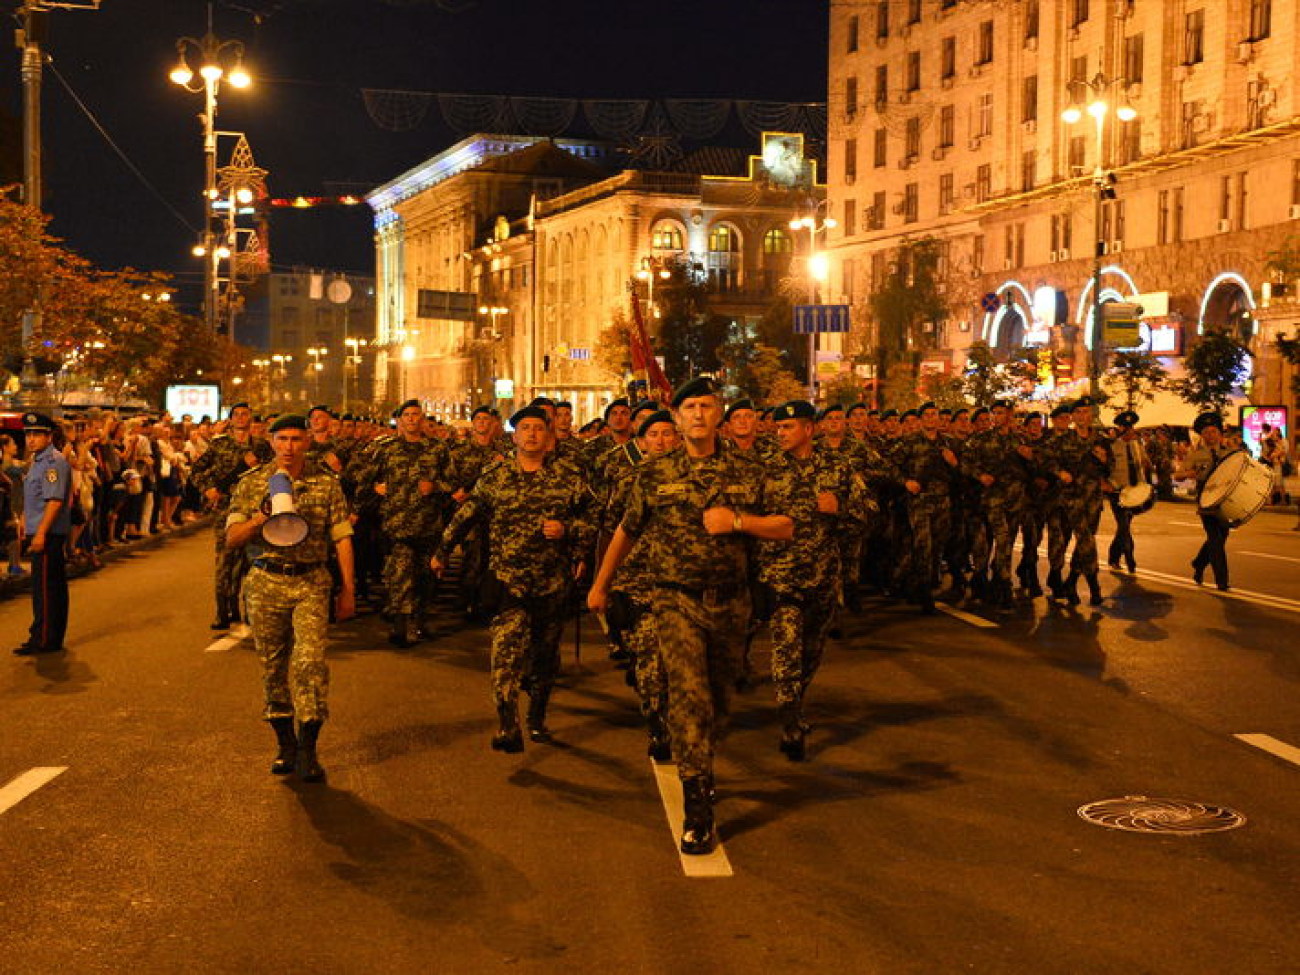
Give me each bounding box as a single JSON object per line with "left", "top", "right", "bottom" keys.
{"left": 763, "top": 227, "right": 792, "bottom": 255}
{"left": 651, "top": 221, "right": 685, "bottom": 252}
{"left": 706, "top": 222, "right": 742, "bottom": 294}
{"left": 709, "top": 224, "right": 739, "bottom": 254}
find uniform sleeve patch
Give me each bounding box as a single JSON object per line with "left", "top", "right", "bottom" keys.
{"left": 46, "top": 469, "right": 59, "bottom": 484}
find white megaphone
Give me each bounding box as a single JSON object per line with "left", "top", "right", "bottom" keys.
{"left": 262, "top": 472, "right": 309, "bottom": 547}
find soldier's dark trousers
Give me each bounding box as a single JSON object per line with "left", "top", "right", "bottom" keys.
{"left": 1018, "top": 507, "right": 1045, "bottom": 579}
{"left": 383, "top": 537, "right": 437, "bottom": 617}
{"left": 1193, "top": 514, "right": 1230, "bottom": 586}
{"left": 490, "top": 589, "right": 567, "bottom": 707}
{"left": 1107, "top": 497, "right": 1136, "bottom": 566}
{"left": 769, "top": 589, "right": 836, "bottom": 709}
{"left": 28, "top": 535, "right": 68, "bottom": 651}
{"left": 905, "top": 493, "right": 950, "bottom": 592}
{"left": 1045, "top": 502, "right": 1071, "bottom": 576}
{"left": 623, "top": 599, "right": 666, "bottom": 719}
{"left": 1065, "top": 495, "right": 1104, "bottom": 575}
{"left": 214, "top": 520, "right": 248, "bottom": 618}
{"left": 652, "top": 586, "right": 750, "bottom": 781}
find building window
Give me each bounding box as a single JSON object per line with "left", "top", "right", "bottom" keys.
{"left": 1123, "top": 33, "right": 1144, "bottom": 84}
{"left": 1172, "top": 187, "right": 1184, "bottom": 242}
{"left": 1100, "top": 199, "right": 1125, "bottom": 246}
{"left": 903, "top": 183, "right": 919, "bottom": 223}
{"left": 1071, "top": 0, "right": 1089, "bottom": 28}
{"left": 939, "top": 173, "right": 954, "bottom": 214}
{"left": 1068, "top": 135, "right": 1087, "bottom": 173}
{"left": 870, "top": 190, "right": 886, "bottom": 230}
{"left": 1184, "top": 9, "right": 1204, "bottom": 65}
{"left": 874, "top": 127, "right": 888, "bottom": 167}
{"left": 1157, "top": 190, "right": 1170, "bottom": 245}
{"left": 1021, "top": 150, "right": 1036, "bottom": 192}
{"left": 763, "top": 227, "right": 792, "bottom": 254}
{"left": 708, "top": 224, "right": 737, "bottom": 253}
{"left": 1248, "top": 0, "right": 1271, "bottom": 41}
{"left": 939, "top": 105, "right": 955, "bottom": 147}
{"left": 1117, "top": 118, "right": 1141, "bottom": 164}
{"left": 906, "top": 51, "right": 921, "bottom": 92}
{"left": 843, "top": 199, "right": 857, "bottom": 237}
{"left": 907, "top": 0, "right": 921, "bottom": 25}
{"left": 845, "top": 76, "right": 859, "bottom": 117}
{"left": 941, "top": 36, "right": 956, "bottom": 80}
{"left": 874, "top": 64, "right": 889, "bottom": 105}
{"left": 1022, "top": 75, "right": 1038, "bottom": 123}
{"left": 652, "top": 223, "right": 684, "bottom": 251}
{"left": 847, "top": 13, "right": 860, "bottom": 52}
{"left": 905, "top": 117, "right": 921, "bottom": 159}
{"left": 1051, "top": 213, "right": 1073, "bottom": 255}
{"left": 1293, "top": 160, "right": 1300, "bottom": 207}
{"left": 1219, "top": 175, "right": 1232, "bottom": 223}
{"left": 876, "top": 0, "right": 889, "bottom": 39}
{"left": 1181, "top": 100, "right": 1199, "bottom": 148}
{"left": 844, "top": 138, "right": 858, "bottom": 182}
{"left": 976, "top": 92, "right": 993, "bottom": 138}
{"left": 1237, "top": 172, "right": 1249, "bottom": 230}
{"left": 1025, "top": 0, "right": 1040, "bottom": 40}
{"left": 973, "top": 235, "right": 985, "bottom": 274}
{"left": 707, "top": 224, "right": 740, "bottom": 293}
{"left": 1004, "top": 223, "right": 1024, "bottom": 268}
{"left": 977, "top": 21, "right": 994, "bottom": 64}
{"left": 975, "top": 164, "right": 991, "bottom": 203}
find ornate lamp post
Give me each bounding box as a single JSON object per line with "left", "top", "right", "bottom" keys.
{"left": 790, "top": 209, "right": 837, "bottom": 399}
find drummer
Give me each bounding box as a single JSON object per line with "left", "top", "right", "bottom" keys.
{"left": 1177, "top": 412, "right": 1238, "bottom": 591}
{"left": 1106, "top": 410, "right": 1152, "bottom": 573}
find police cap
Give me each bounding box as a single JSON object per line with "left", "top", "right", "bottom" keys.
{"left": 22, "top": 412, "right": 55, "bottom": 432}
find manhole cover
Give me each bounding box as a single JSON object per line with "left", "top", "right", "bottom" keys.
{"left": 1077, "top": 796, "right": 1246, "bottom": 835}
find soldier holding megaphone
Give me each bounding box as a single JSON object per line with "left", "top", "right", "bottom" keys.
{"left": 225, "top": 414, "right": 356, "bottom": 783}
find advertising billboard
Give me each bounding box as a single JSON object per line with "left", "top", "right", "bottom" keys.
{"left": 1239, "top": 405, "right": 1288, "bottom": 458}
{"left": 164, "top": 384, "right": 221, "bottom": 420}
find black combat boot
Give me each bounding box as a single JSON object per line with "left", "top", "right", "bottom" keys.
{"left": 917, "top": 584, "right": 936, "bottom": 615}
{"left": 526, "top": 686, "right": 552, "bottom": 743}
{"left": 679, "top": 776, "right": 716, "bottom": 855}
{"left": 492, "top": 701, "right": 524, "bottom": 753}
{"left": 211, "top": 594, "right": 232, "bottom": 630}
{"left": 1062, "top": 570, "right": 1081, "bottom": 606}
{"left": 777, "top": 700, "right": 807, "bottom": 762}
{"left": 1023, "top": 567, "right": 1044, "bottom": 598}
{"left": 993, "top": 578, "right": 1013, "bottom": 610}
{"left": 1085, "top": 572, "right": 1103, "bottom": 606}
{"left": 969, "top": 572, "right": 988, "bottom": 603}
{"left": 388, "top": 613, "right": 411, "bottom": 648}
{"left": 295, "top": 720, "right": 325, "bottom": 783}
{"left": 269, "top": 717, "right": 297, "bottom": 775}
{"left": 647, "top": 710, "right": 672, "bottom": 762}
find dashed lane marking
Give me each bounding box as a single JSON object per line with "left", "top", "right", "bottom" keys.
{"left": 1132, "top": 567, "right": 1300, "bottom": 615}
{"left": 0, "top": 767, "right": 68, "bottom": 817}
{"left": 203, "top": 623, "right": 251, "bottom": 653}
{"left": 1235, "top": 734, "right": 1300, "bottom": 769}
{"left": 649, "top": 760, "right": 733, "bottom": 878}
{"left": 1169, "top": 520, "right": 1201, "bottom": 527}
{"left": 1239, "top": 551, "right": 1300, "bottom": 564}
{"left": 935, "top": 602, "right": 1000, "bottom": 629}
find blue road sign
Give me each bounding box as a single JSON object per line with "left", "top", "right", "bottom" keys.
{"left": 793, "top": 304, "right": 851, "bottom": 334}
{"left": 980, "top": 292, "right": 1001, "bottom": 314}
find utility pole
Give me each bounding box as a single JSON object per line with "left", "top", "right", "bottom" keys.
{"left": 12, "top": 1, "right": 101, "bottom": 407}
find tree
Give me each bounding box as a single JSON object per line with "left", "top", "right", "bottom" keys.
{"left": 1171, "top": 328, "right": 1248, "bottom": 413}
{"left": 866, "top": 237, "right": 949, "bottom": 406}
{"left": 1276, "top": 332, "right": 1300, "bottom": 398}
{"left": 919, "top": 369, "right": 966, "bottom": 408}
{"left": 818, "top": 370, "right": 864, "bottom": 407}
{"left": 745, "top": 344, "right": 806, "bottom": 405}
{"left": 960, "top": 341, "right": 1016, "bottom": 404}
{"left": 652, "top": 260, "right": 729, "bottom": 384}
{"left": 593, "top": 313, "right": 633, "bottom": 389}
{"left": 1104, "top": 349, "right": 1168, "bottom": 412}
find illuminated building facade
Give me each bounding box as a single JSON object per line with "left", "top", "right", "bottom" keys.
{"left": 826, "top": 0, "right": 1300, "bottom": 414}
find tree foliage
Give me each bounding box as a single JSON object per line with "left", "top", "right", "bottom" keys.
{"left": 742, "top": 344, "right": 806, "bottom": 405}
{"left": 866, "top": 237, "right": 949, "bottom": 406}
{"left": 1104, "top": 349, "right": 1168, "bottom": 412}
{"left": 1276, "top": 333, "right": 1300, "bottom": 398}
{"left": 1171, "top": 328, "right": 1248, "bottom": 412}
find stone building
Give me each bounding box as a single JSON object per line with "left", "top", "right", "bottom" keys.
{"left": 826, "top": 0, "right": 1300, "bottom": 420}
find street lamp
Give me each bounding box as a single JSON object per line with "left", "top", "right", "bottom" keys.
{"left": 169, "top": 5, "right": 251, "bottom": 336}
{"left": 306, "top": 347, "right": 328, "bottom": 401}
{"left": 1062, "top": 71, "right": 1136, "bottom": 398}
{"left": 343, "top": 337, "right": 368, "bottom": 408}
{"left": 270, "top": 353, "right": 292, "bottom": 404}
{"left": 789, "top": 210, "right": 838, "bottom": 398}
{"left": 636, "top": 258, "right": 673, "bottom": 319}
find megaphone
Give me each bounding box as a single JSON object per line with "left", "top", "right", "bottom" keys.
{"left": 262, "top": 472, "right": 309, "bottom": 547}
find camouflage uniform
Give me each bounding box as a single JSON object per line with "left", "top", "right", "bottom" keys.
{"left": 961, "top": 426, "right": 1028, "bottom": 599}
{"left": 620, "top": 442, "right": 770, "bottom": 781}
{"left": 448, "top": 436, "right": 506, "bottom": 616}
{"left": 438, "top": 453, "right": 594, "bottom": 710}
{"left": 1046, "top": 428, "right": 1112, "bottom": 592}
{"left": 189, "top": 432, "right": 272, "bottom": 621}
{"left": 1016, "top": 433, "right": 1053, "bottom": 594}
{"left": 365, "top": 436, "right": 454, "bottom": 624}
{"left": 815, "top": 435, "right": 873, "bottom": 604}
{"left": 758, "top": 446, "right": 871, "bottom": 723}
{"left": 892, "top": 430, "right": 957, "bottom": 607}
{"left": 227, "top": 463, "right": 353, "bottom": 722}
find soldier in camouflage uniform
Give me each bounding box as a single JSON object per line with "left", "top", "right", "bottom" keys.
{"left": 589, "top": 377, "right": 793, "bottom": 856}
{"left": 1040, "top": 403, "right": 1075, "bottom": 597}
{"left": 961, "top": 401, "right": 1029, "bottom": 609}
{"left": 1045, "top": 397, "right": 1113, "bottom": 606}
{"left": 1015, "top": 411, "right": 1051, "bottom": 597}
{"left": 305, "top": 405, "right": 344, "bottom": 474}
{"left": 760, "top": 401, "right": 872, "bottom": 759}
{"left": 362, "top": 399, "right": 454, "bottom": 646}
{"left": 189, "top": 402, "right": 272, "bottom": 629}
{"left": 225, "top": 414, "right": 355, "bottom": 783}
{"left": 448, "top": 406, "right": 506, "bottom": 620}
{"left": 432, "top": 406, "right": 594, "bottom": 752}
{"left": 892, "top": 402, "right": 960, "bottom": 613}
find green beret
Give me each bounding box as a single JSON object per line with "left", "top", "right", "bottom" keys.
{"left": 881, "top": 409, "right": 899, "bottom": 420}
{"left": 471, "top": 405, "right": 494, "bottom": 419}
{"left": 1073, "top": 396, "right": 1094, "bottom": 410}
{"left": 637, "top": 410, "right": 675, "bottom": 438}
{"left": 227, "top": 402, "right": 250, "bottom": 413}
{"left": 900, "top": 409, "right": 919, "bottom": 420}
{"left": 1024, "top": 411, "right": 1044, "bottom": 422}
{"left": 971, "top": 407, "right": 990, "bottom": 419}
{"left": 773, "top": 400, "right": 816, "bottom": 422}
{"left": 670, "top": 377, "right": 721, "bottom": 407}
{"left": 1050, "top": 404, "right": 1072, "bottom": 419}
{"left": 918, "top": 401, "right": 938, "bottom": 413}
{"left": 268, "top": 413, "right": 308, "bottom": 433}
{"left": 817, "top": 404, "right": 845, "bottom": 421}
{"left": 724, "top": 398, "right": 755, "bottom": 421}
{"left": 510, "top": 406, "right": 549, "bottom": 427}
{"left": 395, "top": 399, "right": 421, "bottom": 415}
{"left": 847, "top": 402, "right": 868, "bottom": 415}
{"left": 631, "top": 399, "right": 658, "bottom": 420}
{"left": 309, "top": 404, "right": 335, "bottom": 417}
{"left": 530, "top": 396, "right": 556, "bottom": 409}
{"left": 603, "top": 397, "right": 629, "bottom": 419}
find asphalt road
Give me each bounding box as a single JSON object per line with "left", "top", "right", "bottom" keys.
{"left": 2, "top": 503, "right": 1298, "bottom": 975}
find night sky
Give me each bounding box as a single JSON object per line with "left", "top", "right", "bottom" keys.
{"left": 1, "top": 0, "right": 828, "bottom": 295}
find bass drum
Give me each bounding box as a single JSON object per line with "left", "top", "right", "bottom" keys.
{"left": 1198, "top": 452, "right": 1272, "bottom": 528}
{"left": 1118, "top": 481, "right": 1155, "bottom": 514}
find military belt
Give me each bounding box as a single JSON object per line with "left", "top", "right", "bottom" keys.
{"left": 252, "top": 559, "right": 325, "bottom": 577}
{"left": 656, "top": 581, "right": 744, "bottom": 601}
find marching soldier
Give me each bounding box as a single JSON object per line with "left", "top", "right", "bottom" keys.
{"left": 961, "top": 401, "right": 1029, "bottom": 609}
{"left": 225, "top": 414, "right": 355, "bottom": 783}
{"left": 1016, "top": 411, "right": 1050, "bottom": 597}
{"left": 1106, "top": 410, "right": 1151, "bottom": 573}
{"left": 893, "top": 402, "right": 959, "bottom": 613}
{"left": 1046, "top": 397, "right": 1112, "bottom": 606}
{"left": 432, "top": 405, "right": 594, "bottom": 751}
{"left": 189, "top": 402, "right": 272, "bottom": 629}
{"left": 1179, "top": 412, "right": 1237, "bottom": 590}
{"left": 1040, "top": 403, "right": 1075, "bottom": 598}
{"left": 589, "top": 376, "right": 793, "bottom": 855}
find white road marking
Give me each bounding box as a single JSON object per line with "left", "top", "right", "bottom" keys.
{"left": 1235, "top": 734, "right": 1300, "bottom": 768}
{"left": 1239, "top": 551, "right": 1300, "bottom": 564}
{"left": 650, "top": 761, "right": 733, "bottom": 878}
{"left": 1132, "top": 567, "right": 1300, "bottom": 615}
{"left": 1169, "top": 520, "right": 1201, "bottom": 527}
{"left": 935, "top": 602, "right": 1000, "bottom": 629}
{"left": 0, "top": 766, "right": 68, "bottom": 816}
{"left": 203, "top": 623, "right": 252, "bottom": 653}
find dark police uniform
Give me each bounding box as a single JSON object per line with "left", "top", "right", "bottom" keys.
{"left": 17, "top": 413, "right": 72, "bottom": 655}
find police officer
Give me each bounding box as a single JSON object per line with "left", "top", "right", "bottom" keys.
{"left": 14, "top": 413, "right": 71, "bottom": 655}
{"left": 225, "top": 414, "right": 356, "bottom": 782}
{"left": 589, "top": 376, "right": 793, "bottom": 855}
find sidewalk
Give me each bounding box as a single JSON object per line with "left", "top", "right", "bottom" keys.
{"left": 0, "top": 516, "right": 212, "bottom": 601}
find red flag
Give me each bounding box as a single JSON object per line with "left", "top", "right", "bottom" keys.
{"left": 629, "top": 291, "right": 673, "bottom": 401}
